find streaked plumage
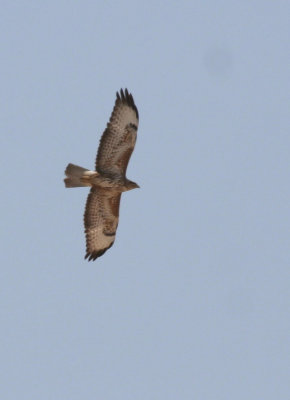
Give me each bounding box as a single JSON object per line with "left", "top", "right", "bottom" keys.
{"left": 64, "top": 89, "right": 139, "bottom": 261}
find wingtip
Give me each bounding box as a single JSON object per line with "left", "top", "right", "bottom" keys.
{"left": 116, "top": 88, "right": 139, "bottom": 119}
{"left": 118, "top": 88, "right": 126, "bottom": 102}
{"left": 85, "top": 249, "right": 107, "bottom": 261}
{"left": 84, "top": 242, "right": 114, "bottom": 261}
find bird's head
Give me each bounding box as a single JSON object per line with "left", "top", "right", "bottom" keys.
{"left": 125, "top": 179, "right": 140, "bottom": 191}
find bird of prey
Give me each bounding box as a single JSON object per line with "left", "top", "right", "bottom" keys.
{"left": 64, "top": 89, "right": 139, "bottom": 261}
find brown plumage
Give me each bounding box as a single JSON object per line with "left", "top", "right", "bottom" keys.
{"left": 64, "top": 89, "right": 139, "bottom": 261}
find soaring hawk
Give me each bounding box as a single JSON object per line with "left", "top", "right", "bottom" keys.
{"left": 64, "top": 89, "right": 139, "bottom": 261}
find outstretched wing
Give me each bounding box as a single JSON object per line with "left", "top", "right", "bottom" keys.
{"left": 84, "top": 187, "right": 121, "bottom": 261}
{"left": 96, "top": 89, "right": 139, "bottom": 176}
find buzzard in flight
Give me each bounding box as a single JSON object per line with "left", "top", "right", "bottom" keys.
{"left": 64, "top": 89, "right": 139, "bottom": 261}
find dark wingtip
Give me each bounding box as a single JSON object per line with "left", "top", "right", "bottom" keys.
{"left": 85, "top": 249, "right": 106, "bottom": 261}
{"left": 84, "top": 242, "right": 113, "bottom": 261}
{"left": 116, "top": 88, "right": 139, "bottom": 120}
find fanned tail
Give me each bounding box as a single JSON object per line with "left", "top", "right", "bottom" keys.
{"left": 64, "top": 163, "right": 94, "bottom": 188}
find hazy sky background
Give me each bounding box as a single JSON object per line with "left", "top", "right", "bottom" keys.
{"left": 1, "top": 1, "right": 289, "bottom": 399}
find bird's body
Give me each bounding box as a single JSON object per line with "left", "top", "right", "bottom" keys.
{"left": 64, "top": 89, "right": 139, "bottom": 261}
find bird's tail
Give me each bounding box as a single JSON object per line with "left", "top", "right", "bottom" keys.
{"left": 64, "top": 163, "right": 97, "bottom": 188}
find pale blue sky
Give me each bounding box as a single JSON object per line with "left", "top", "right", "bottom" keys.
{"left": 1, "top": 1, "right": 289, "bottom": 399}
